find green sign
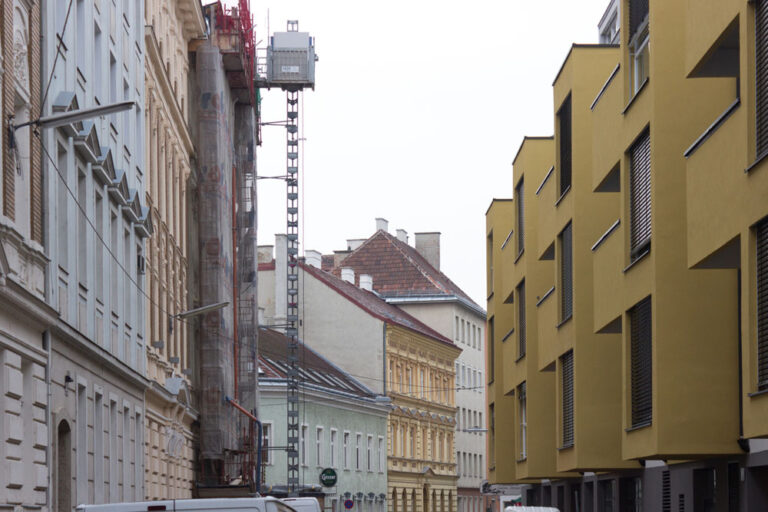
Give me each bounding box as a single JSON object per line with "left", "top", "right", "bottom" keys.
{"left": 319, "top": 467, "right": 337, "bottom": 487}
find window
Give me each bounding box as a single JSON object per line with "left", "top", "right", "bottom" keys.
{"left": 488, "top": 316, "right": 495, "bottom": 382}
{"left": 300, "top": 425, "right": 308, "bottom": 466}
{"left": 330, "top": 429, "right": 337, "bottom": 467}
{"left": 77, "top": 170, "right": 88, "bottom": 285}
{"left": 561, "top": 351, "right": 574, "bottom": 447}
{"left": 487, "top": 232, "right": 494, "bottom": 295}
{"left": 378, "top": 436, "right": 385, "bottom": 472}
{"left": 599, "top": 480, "right": 614, "bottom": 512}
{"left": 662, "top": 470, "right": 670, "bottom": 512}
{"left": 366, "top": 435, "right": 373, "bottom": 471}
{"left": 757, "top": 0, "right": 768, "bottom": 155}
{"left": 629, "top": 129, "right": 651, "bottom": 259}
{"left": 558, "top": 95, "right": 572, "bottom": 197}
{"left": 455, "top": 316, "right": 460, "bottom": 340}
{"left": 420, "top": 369, "right": 425, "bottom": 398}
{"left": 630, "top": 297, "right": 652, "bottom": 427}
{"left": 262, "top": 423, "right": 272, "bottom": 465}
{"left": 76, "top": 0, "right": 86, "bottom": 72}
{"left": 355, "top": 434, "right": 362, "bottom": 470}
{"left": 489, "top": 403, "right": 495, "bottom": 465}
{"left": 316, "top": 427, "right": 324, "bottom": 467}
{"left": 728, "top": 462, "right": 740, "bottom": 512}
{"left": 407, "top": 368, "right": 413, "bottom": 395}
{"left": 560, "top": 223, "right": 573, "bottom": 322}
{"left": 757, "top": 218, "right": 768, "bottom": 389}
{"left": 517, "top": 279, "right": 526, "bottom": 358}
{"left": 694, "top": 468, "right": 716, "bottom": 512}
{"left": 516, "top": 179, "right": 524, "bottom": 254}
{"left": 619, "top": 477, "right": 642, "bottom": 512}
{"left": 343, "top": 431, "right": 350, "bottom": 469}
{"left": 628, "top": 0, "right": 650, "bottom": 94}
{"left": 518, "top": 382, "right": 527, "bottom": 459}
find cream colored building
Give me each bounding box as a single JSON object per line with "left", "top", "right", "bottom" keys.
{"left": 143, "top": 0, "right": 205, "bottom": 499}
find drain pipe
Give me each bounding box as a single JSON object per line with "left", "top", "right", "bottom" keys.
{"left": 225, "top": 396, "right": 262, "bottom": 493}
{"left": 737, "top": 269, "right": 750, "bottom": 453}
{"left": 44, "top": 329, "right": 53, "bottom": 510}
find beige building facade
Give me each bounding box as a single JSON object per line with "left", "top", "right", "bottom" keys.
{"left": 143, "top": 0, "right": 205, "bottom": 500}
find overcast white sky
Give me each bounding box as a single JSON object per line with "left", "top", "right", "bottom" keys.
{"left": 248, "top": 0, "right": 611, "bottom": 307}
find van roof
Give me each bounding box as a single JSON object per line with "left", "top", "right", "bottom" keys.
{"left": 77, "top": 497, "right": 284, "bottom": 512}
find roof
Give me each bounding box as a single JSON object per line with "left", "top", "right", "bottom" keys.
{"left": 301, "top": 263, "right": 457, "bottom": 348}
{"left": 330, "top": 230, "right": 483, "bottom": 312}
{"left": 258, "top": 327, "right": 376, "bottom": 398}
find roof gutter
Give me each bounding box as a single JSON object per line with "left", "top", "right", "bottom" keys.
{"left": 384, "top": 294, "right": 487, "bottom": 317}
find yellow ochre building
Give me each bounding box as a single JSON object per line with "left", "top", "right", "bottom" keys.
{"left": 486, "top": 0, "right": 768, "bottom": 509}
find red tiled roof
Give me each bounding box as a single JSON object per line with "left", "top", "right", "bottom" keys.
{"left": 301, "top": 263, "right": 457, "bottom": 348}
{"left": 258, "top": 327, "right": 375, "bottom": 397}
{"left": 258, "top": 261, "right": 275, "bottom": 271}
{"left": 331, "top": 230, "right": 481, "bottom": 309}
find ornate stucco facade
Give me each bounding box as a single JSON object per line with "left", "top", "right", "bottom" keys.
{"left": 386, "top": 325, "right": 460, "bottom": 512}
{"left": 143, "top": 0, "right": 205, "bottom": 499}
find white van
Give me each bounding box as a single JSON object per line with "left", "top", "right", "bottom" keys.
{"left": 76, "top": 497, "right": 296, "bottom": 512}
{"left": 279, "top": 498, "right": 321, "bottom": 512}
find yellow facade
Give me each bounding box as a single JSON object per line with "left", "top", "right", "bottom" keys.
{"left": 143, "top": 0, "right": 205, "bottom": 499}
{"left": 386, "top": 325, "right": 460, "bottom": 512}
{"left": 487, "top": 0, "right": 768, "bottom": 490}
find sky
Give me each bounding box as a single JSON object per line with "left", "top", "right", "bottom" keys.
{"left": 248, "top": 0, "right": 612, "bottom": 307}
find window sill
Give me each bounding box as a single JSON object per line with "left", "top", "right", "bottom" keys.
{"left": 516, "top": 456, "right": 527, "bottom": 463}
{"left": 591, "top": 219, "right": 621, "bottom": 252}
{"left": 746, "top": 148, "right": 768, "bottom": 174}
{"left": 623, "top": 246, "right": 651, "bottom": 273}
{"left": 684, "top": 97, "right": 740, "bottom": 158}
{"left": 515, "top": 353, "right": 526, "bottom": 363}
{"left": 514, "top": 248, "right": 525, "bottom": 264}
{"left": 622, "top": 77, "right": 650, "bottom": 115}
{"left": 557, "top": 314, "right": 573, "bottom": 329}
{"left": 557, "top": 443, "right": 574, "bottom": 451}
{"left": 502, "top": 328, "right": 514, "bottom": 342}
{"left": 748, "top": 387, "right": 768, "bottom": 398}
{"left": 625, "top": 421, "right": 652, "bottom": 433}
{"left": 536, "top": 286, "right": 555, "bottom": 307}
{"left": 487, "top": 291, "right": 494, "bottom": 301}
{"left": 555, "top": 185, "right": 571, "bottom": 207}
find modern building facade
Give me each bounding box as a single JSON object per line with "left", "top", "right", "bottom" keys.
{"left": 258, "top": 238, "right": 461, "bottom": 512}
{"left": 320, "top": 220, "right": 488, "bottom": 512}
{"left": 0, "top": 1, "right": 58, "bottom": 510}
{"left": 258, "top": 328, "right": 389, "bottom": 512}
{"left": 41, "top": 0, "right": 150, "bottom": 510}
{"left": 142, "top": 0, "right": 206, "bottom": 500}
{"left": 487, "top": 0, "right": 768, "bottom": 510}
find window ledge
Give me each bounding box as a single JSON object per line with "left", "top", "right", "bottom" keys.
{"left": 487, "top": 291, "right": 494, "bottom": 301}
{"left": 502, "top": 328, "right": 515, "bottom": 342}
{"left": 623, "top": 246, "right": 651, "bottom": 273}
{"left": 515, "top": 353, "right": 526, "bottom": 363}
{"left": 516, "top": 456, "right": 527, "bottom": 463}
{"left": 591, "top": 219, "right": 621, "bottom": 252}
{"left": 625, "top": 421, "right": 652, "bottom": 433}
{"left": 557, "top": 443, "right": 574, "bottom": 451}
{"left": 536, "top": 166, "right": 555, "bottom": 195}
{"left": 555, "top": 185, "right": 571, "bottom": 206}
{"left": 684, "top": 97, "right": 740, "bottom": 158}
{"left": 557, "top": 314, "right": 573, "bottom": 329}
{"left": 748, "top": 387, "right": 768, "bottom": 398}
{"left": 536, "top": 286, "right": 555, "bottom": 307}
{"left": 746, "top": 148, "right": 768, "bottom": 174}
{"left": 622, "top": 77, "right": 650, "bottom": 115}
{"left": 514, "top": 248, "right": 525, "bottom": 264}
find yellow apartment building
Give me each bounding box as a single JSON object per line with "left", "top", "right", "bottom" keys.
{"left": 387, "top": 324, "right": 461, "bottom": 512}
{"left": 143, "top": 0, "right": 205, "bottom": 499}
{"left": 486, "top": 0, "right": 768, "bottom": 509}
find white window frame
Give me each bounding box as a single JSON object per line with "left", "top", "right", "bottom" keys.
{"left": 377, "top": 436, "right": 385, "bottom": 472}
{"left": 316, "top": 426, "right": 324, "bottom": 467}
{"left": 330, "top": 429, "right": 338, "bottom": 468}
{"left": 262, "top": 422, "right": 273, "bottom": 465}
{"left": 366, "top": 435, "right": 373, "bottom": 472}
{"left": 355, "top": 433, "right": 362, "bottom": 471}
{"left": 630, "top": 19, "right": 650, "bottom": 95}
{"left": 343, "top": 431, "right": 350, "bottom": 469}
{"left": 300, "top": 424, "right": 308, "bottom": 467}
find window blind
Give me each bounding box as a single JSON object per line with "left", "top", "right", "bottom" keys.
{"left": 629, "top": 0, "right": 649, "bottom": 41}
{"left": 516, "top": 179, "right": 525, "bottom": 254}
{"left": 758, "top": 0, "right": 768, "bottom": 156}
{"left": 518, "top": 280, "right": 526, "bottom": 358}
{"left": 558, "top": 96, "right": 572, "bottom": 197}
{"left": 630, "top": 297, "right": 652, "bottom": 427}
{"left": 630, "top": 130, "right": 652, "bottom": 257}
{"left": 561, "top": 223, "right": 573, "bottom": 321}
{"left": 561, "top": 350, "right": 574, "bottom": 447}
{"left": 757, "top": 218, "right": 768, "bottom": 389}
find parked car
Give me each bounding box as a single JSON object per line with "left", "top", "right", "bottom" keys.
{"left": 76, "top": 497, "right": 296, "bottom": 512}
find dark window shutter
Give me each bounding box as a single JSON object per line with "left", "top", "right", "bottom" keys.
{"left": 630, "top": 130, "right": 652, "bottom": 257}
{"left": 757, "top": 0, "right": 768, "bottom": 156}
{"left": 630, "top": 297, "right": 652, "bottom": 427}
{"left": 518, "top": 280, "right": 526, "bottom": 358}
{"left": 561, "top": 223, "right": 573, "bottom": 321}
{"left": 757, "top": 218, "right": 768, "bottom": 389}
{"left": 662, "top": 470, "right": 671, "bottom": 512}
{"left": 558, "top": 96, "right": 572, "bottom": 197}
{"left": 629, "top": 0, "right": 649, "bottom": 41}
{"left": 561, "top": 350, "right": 574, "bottom": 447}
{"left": 516, "top": 180, "right": 525, "bottom": 254}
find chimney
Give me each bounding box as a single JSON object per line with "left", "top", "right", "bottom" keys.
{"left": 375, "top": 217, "right": 389, "bottom": 233}
{"left": 415, "top": 232, "right": 441, "bottom": 270}
{"left": 333, "top": 250, "right": 350, "bottom": 268}
{"left": 396, "top": 229, "right": 408, "bottom": 244}
{"left": 257, "top": 245, "right": 274, "bottom": 263}
{"left": 346, "top": 239, "right": 366, "bottom": 251}
{"left": 359, "top": 274, "right": 373, "bottom": 291}
{"left": 341, "top": 267, "right": 355, "bottom": 284}
{"left": 305, "top": 250, "right": 322, "bottom": 268}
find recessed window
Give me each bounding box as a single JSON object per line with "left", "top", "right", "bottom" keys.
{"left": 629, "top": 129, "right": 652, "bottom": 260}
{"left": 557, "top": 96, "right": 572, "bottom": 198}
{"left": 559, "top": 223, "right": 573, "bottom": 322}
{"left": 628, "top": 0, "right": 650, "bottom": 95}
{"left": 561, "top": 351, "right": 574, "bottom": 447}
{"left": 516, "top": 179, "right": 525, "bottom": 254}
{"left": 630, "top": 297, "right": 652, "bottom": 427}
{"left": 757, "top": 218, "right": 768, "bottom": 390}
